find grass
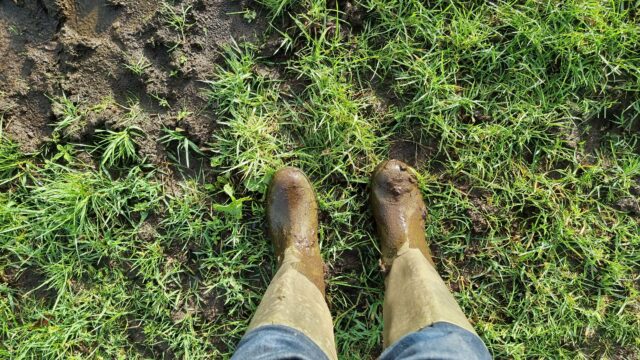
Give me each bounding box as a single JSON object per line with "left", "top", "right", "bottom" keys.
{"left": 160, "top": 127, "right": 204, "bottom": 169}
{"left": 1, "top": 0, "right": 640, "bottom": 359}
{"left": 162, "top": 1, "right": 194, "bottom": 49}
{"left": 124, "top": 55, "right": 152, "bottom": 77}
{"left": 96, "top": 126, "right": 144, "bottom": 168}
{"left": 50, "top": 93, "right": 84, "bottom": 136}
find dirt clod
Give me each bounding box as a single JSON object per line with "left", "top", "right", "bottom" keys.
{"left": 616, "top": 197, "right": 640, "bottom": 215}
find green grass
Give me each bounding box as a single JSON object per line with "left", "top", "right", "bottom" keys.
{"left": 2, "top": 0, "right": 640, "bottom": 359}
{"left": 124, "top": 55, "right": 152, "bottom": 77}
{"left": 162, "top": 1, "right": 194, "bottom": 49}
{"left": 49, "top": 93, "right": 85, "bottom": 137}
{"left": 96, "top": 126, "right": 144, "bottom": 168}
{"left": 160, "top": 127, "right": 204, "bottom": 169}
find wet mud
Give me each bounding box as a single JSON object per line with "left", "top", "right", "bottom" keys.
{"left": 0, "top": 0, "right": 265, "bottom": 165}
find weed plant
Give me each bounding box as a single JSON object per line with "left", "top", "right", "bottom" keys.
{"left": 162, "top": 2, "right": 194, "bottom": 49}
{"left": 124, "top": 55, "right": 152, "bottom": 77}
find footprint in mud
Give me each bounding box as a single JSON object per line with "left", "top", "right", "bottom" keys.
{"left": 60, "top": 0, "right": 120, "bottom": 36}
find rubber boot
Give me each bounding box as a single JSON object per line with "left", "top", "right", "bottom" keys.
{"left": 371, "top": 160, "right": 477, "bottom": 349}
{"left": 246, "top": 167, "right": 338, "bottom": 360}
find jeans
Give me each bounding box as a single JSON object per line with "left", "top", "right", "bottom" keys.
{"left": 232, "top": 322, "right": 491, "bottom": 360}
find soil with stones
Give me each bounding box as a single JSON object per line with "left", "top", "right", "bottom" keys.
{"left": 0, "top": 0, "right": 265, "bottom": 174}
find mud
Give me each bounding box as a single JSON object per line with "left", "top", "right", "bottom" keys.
{"left": 3, "top": 265, "right": 56, "bottom": 304}
{"left": 389, "top": 138, "right": 432, "bottom": 169}
{"left": 616, "top": 196, "right": 640, "bottom": 215}
{"left": 0, "top": 0, "right": 266, "bottom": 168}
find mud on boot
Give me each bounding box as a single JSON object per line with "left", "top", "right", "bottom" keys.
{"left": 370, "top": 159, "right": 434, "bottom": 271}
{"left": 267, "top": 167, "right": 326, "bottom": 293}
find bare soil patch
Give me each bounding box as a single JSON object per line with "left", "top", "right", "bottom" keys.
{"left": 0, "top": 0, "right": 265, "bottom": 163}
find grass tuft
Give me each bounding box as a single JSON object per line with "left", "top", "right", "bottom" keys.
{"left": 96, "top": 126, "right": 144, "bottom": 169}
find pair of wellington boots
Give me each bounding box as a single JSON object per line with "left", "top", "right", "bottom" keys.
{"left": 247, "top": 160, "right": 477, "bottom": 360}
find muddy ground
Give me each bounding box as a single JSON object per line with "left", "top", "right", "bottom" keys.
{"left": 0, "top": 0, "right": 265, "bottom": 171}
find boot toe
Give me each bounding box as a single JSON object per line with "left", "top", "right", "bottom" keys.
{"left": 372, "top": 159, "right": 418, "bottom": 198}
{"left": 270, "top": 167, "right": 313, "bottom": 193}
{"left": 267, "top": 166, "right": 318, "bottom": 251}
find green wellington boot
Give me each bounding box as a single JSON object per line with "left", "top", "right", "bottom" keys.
{"left": 371, "top": 160, "right": 477, "bottom": 348}
{"left": 246, "top": 167, "right": 337, "bottom": 360}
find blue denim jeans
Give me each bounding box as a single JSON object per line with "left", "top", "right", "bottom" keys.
{"left": 232, "top": 322, "right": 491, "bottom": 359}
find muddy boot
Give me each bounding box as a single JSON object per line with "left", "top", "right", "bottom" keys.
{"left": 246, "top": 167, "right": 337, "bottom": 360}
{"left": 371, "top": 160, "right": 477, "bottom": 348}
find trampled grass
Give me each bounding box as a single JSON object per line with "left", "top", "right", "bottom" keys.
{"left": 1, "top": 0, "right": 639, "bottom": 359}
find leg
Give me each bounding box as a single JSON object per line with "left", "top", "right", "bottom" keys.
{"left": 371, "top": 160, "right": 491, "bottom": 358}
{"left": 232, "top": 168, "right": 337, "bottom": 360}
